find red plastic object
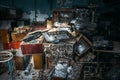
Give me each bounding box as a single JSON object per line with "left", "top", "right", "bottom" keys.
{"left": 3, "top": 42, "right": 21, "bottom": 50}
{"left": 10, "top": 42, "right": 21, "bottom": 49}
{"left": 21, "top": 44, "right": 43, "bottom": 55}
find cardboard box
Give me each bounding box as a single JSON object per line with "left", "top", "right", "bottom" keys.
{"left": 14, "top": 56, "right": 24, "bottom": 70}
{"left": 0, "top": 29, "right": 9, "bottom": 43}
{"left": 14, "top": 55, "right": 31, "bottom": 70}
{"left": 11, "top": 32, "right": 27, "bottom": 41}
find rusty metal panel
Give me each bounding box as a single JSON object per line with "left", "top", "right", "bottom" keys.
{"left": 21, "top": 44, "right": 43, "bottom": 55}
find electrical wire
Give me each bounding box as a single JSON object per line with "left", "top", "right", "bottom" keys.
{"left": 0, "top": 51, "right": 13, "bottom": 63}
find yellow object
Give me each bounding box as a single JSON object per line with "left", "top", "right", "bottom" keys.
{"left": 33, "top": 54, "right": 43, "bottom": 69}
{"left": 47, "top": 20, "right": 52, "bottom": 29}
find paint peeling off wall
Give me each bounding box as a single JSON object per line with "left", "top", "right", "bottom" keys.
{"left": 36, "top": 10, "right": 48, "bottom": 21}
{"left": 23, "top": 10, "right": 48, "bottom": 22}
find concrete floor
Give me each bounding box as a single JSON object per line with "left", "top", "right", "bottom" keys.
{"left": 0, "top": 69, "right": 40, "bottom": 80}
{"left": 0, "top": 71, "right": 11, "bottom": 80}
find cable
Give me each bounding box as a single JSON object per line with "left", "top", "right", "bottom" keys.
{"left": 0, "top": 51, "right": 13, "bottom": 63}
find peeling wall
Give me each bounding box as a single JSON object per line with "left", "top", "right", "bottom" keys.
{"left": 0, "top": 0, "right": 91, "bottom": 21}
